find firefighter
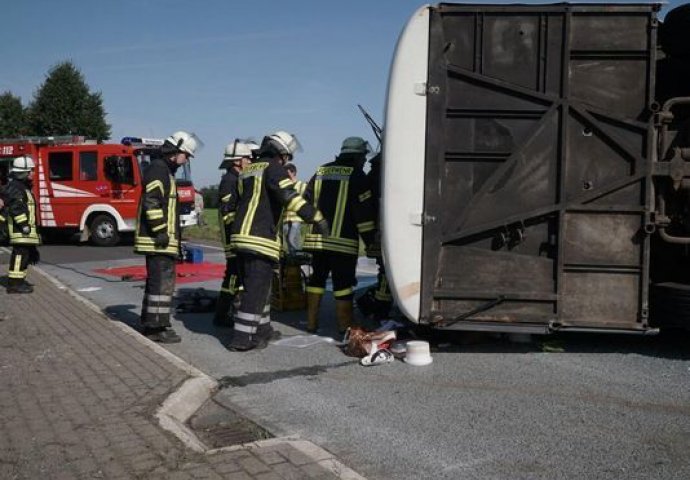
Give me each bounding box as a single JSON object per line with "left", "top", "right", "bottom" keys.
{"left": 282, "top": 162, "right": 307, "bottom": 258}
{"left": 360, "top": 152, "right": 394, "bottom": 320}
{"left": 302, "top": 137, "right": 376, "bottom": 334}
{"left": 214, "top": 139, "right": 257, "bottom": 327}
{"left": 4, "top": 155, "right": 41, "bottom": 294}
{"left": 228, "top": 131, "right": 329, "bottom": 351}
{"left": 134, "top": 130, "right": 202, "bottom": 343}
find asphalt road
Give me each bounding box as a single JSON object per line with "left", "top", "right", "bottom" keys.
{"left": 4, "top": 239, "right": 690, "bottom": 480}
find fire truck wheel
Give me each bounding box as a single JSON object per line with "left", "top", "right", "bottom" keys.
{"left": 90, "top": 214, "right": 120, "bottom": 247}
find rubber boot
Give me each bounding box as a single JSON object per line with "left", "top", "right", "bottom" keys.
{"left": 306, "top": 292, "right": 322, "bottom": 333}
{"left": 7, "top": 278, "right": 33, "bottom": 294}
{"left": 143, "top": 327, "right": 181, "bottom": 344}
{"left": 335, "top": 299, "right": 353, "bottom": 335}
{"left": 226, "top": 331, "right": 256, "bottom": 351}
{"left": 213, "top": 293, "right": 235, "bottom": 327}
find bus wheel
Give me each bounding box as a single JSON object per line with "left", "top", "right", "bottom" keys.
{"left": 90, "top": 214, "right": 120, "bottom": 247}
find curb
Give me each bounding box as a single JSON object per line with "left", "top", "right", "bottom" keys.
{"left": 32, "top": 265, "right": 367, "bottom": 479}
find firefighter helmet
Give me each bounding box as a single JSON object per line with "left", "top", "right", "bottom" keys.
{"left": 165, "top": 130, "right": 203, "bottom": 157}
{"left": 264, "top": 131, "right": 302, "bottom": 157}
{"left": 224, "top": 139, "right": 258, "bottom": 160}
{"left": 340, "top": 137, "right": 371, "bottom": 155}
{"left": 10, "top": 155, "right": 35, "bottom": 173}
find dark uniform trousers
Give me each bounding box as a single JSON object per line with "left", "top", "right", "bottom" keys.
{"left": 8, "top": 246, "right": 34, "bottom": 281}
{"left": 307, "top": 251, "right": 358, "bottom": 300}
{"left": 141, "top": 255, "right": 176, "bottom": 329}
{"left": 233, "top": 254, "right": 273, "bottom": 336}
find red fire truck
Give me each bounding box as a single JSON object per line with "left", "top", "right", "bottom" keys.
{"left": 0, "top": 135, "right": 199, "bottom": 246}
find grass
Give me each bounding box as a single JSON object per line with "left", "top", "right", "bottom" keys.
{"left": 183, "top": 207, "right": 368, "bottom": 256}
{"left": 183, "top": 208, "right": 221, "bottom": 242}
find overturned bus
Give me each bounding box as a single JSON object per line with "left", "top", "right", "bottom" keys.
{"left": 381, "top": 2, "right": 690, "bottom": 334}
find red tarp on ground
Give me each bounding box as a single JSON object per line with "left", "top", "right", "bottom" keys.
{"left": 94, "top": 262, "right": 225, "bottom": 284}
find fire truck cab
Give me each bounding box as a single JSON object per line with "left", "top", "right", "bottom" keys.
{"left": 0, "top": 135, "right": 198, "bottom": 246}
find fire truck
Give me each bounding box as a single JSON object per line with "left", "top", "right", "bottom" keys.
{"left": 0, "top": 135, "right": 199, "bottom": 246}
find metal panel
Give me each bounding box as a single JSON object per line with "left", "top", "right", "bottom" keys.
{"left": 423, "top": 3, "right": 656, "bottom": 332}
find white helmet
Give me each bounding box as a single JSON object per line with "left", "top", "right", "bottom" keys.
{"left": 265, "top": 131, "right": 302, "bottom": 156}
{"left": 165, "top": 130, "right": 203, "bottom": 157}
{"left": 223, "top": 139, "right": 258, "bottom": 160}
{"left": 11, "top": 155, "right": 35, "bottom": 173}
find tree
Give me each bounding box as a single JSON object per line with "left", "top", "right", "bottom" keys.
{"left": 201, "top": 186, "right": 219, "bottom": 209}
{"left": 27, "top": 61, "right": 111, "bottom": 141}
{"left": 0, "top": 91, "right": 26, "bottom": 137}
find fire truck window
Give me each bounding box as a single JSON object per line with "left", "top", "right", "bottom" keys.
{"left": 48, "top": 152, "right": 74, "bottom": 181}
{"left": 80, "top": 151, "right": 98, "bottom": 181}
{"left": 104, "top": 156, "right": 135, "bottom": 184}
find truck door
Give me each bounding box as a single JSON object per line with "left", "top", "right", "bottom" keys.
{"left": 417, "top": 3, "right": 657, "bottom": 333}
{"left": 104, "top": 154, "right": 138, "bottom": 223}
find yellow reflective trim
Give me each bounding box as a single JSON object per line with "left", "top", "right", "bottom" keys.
{"left": 286, "top": 196, "right": 306, "bottom": 212}
{"left": 167, "top": 173, "right": 176, "bottom": 237}
{"left": 294, "top": 180, "right": 307, "bottom": 195}
{"left": 332, "top": 180, "right": 349, "bottom": 237}
{"left": 306, "top": 286, "right": 326, "bottom": 295}
{"left": 314, "top": 179, "right": 322, "bottom": 207}
{"left": 357, "top": 221, "right": 375, "bottom": 232}
{"left": 359, "top": 190, "right": 372, "bottom": 202}
{"left": 221, "top": 193, "right": 232, "bottom": 202}
{"left": 334, "top": 287, "right": 354, "bottom": 298}
{"left": 14, "top": 214, "right": 27, "bottom": 223}
{"left": 241, "top": 174, "right": 263, "bottom": 236}
{"left": 151, "top": 223, "right": 167, "bottom": 232}
{"left": 223, "top": 212, "right": 236, "bottom": 224}
{"left": 279, "top": 178, "right": 293, "bottom": 189}
{"left": 146, "top": 210, "right": 164, "bottom": 220}
{"left": 145, "top": 180, "right": 164, "bottom": 193}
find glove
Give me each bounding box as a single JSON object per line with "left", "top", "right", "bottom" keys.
{"left": 313, "top": 218, "right": 330, "bottom": 236}
{"left": 21, "top": 225, "right": 31, "bottom": 235}
{"left": 154, "top": 232, "right": 169, "bottom": 249}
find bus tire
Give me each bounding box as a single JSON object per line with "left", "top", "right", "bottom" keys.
{"left": 89, "top": 213, "right": 120, "bottom": 247}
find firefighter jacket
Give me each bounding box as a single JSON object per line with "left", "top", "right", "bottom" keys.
{"left": 5, "top": 178, "right": 41, "bottom": 246}
{"left": 303, "top": 159, "right": 375, "bottom": 256}
{"left": 218, "top": 169, "right": 240, "bottom": 258}
{"left": 134, "top": 158, "right": 180, "bottom": 256}
{"left": 230, "top": 156, "right": 324, "bottom": 262}
{"left": 283, "top": 180, "right": 307, "bottom": 224}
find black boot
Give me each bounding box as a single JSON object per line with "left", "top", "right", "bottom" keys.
{"left": 213, "top": 293, "right": 235, "bottom": 328}
{"left": 7, "top": 279, "right": 33, "bottom": 294}
{"left": 226, "top": 330, "right": 256, "bottom": 351}
{"left": 143, "top": 327, "right": 181, "bottom": 344}
{"left": 255, "top": 324, "right": 281, "bottom": 350}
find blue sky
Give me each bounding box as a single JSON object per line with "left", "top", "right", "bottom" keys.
{"left": 1, "top": 0, "right": 684, "bottom": 187}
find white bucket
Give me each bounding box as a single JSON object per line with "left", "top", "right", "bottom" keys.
{"left": 404, "top": 340, "right": 433, "bottom": 366}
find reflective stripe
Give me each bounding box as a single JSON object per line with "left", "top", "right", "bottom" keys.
{"left": 221, "top": 193, "right": 232, "bottom": 202}
{"left": 359, "top": 190, "right": 372, "bottom": 202}
{"left": 146, "top": 209, "right": 164, "bottom": 220}
{"left": 332, "top": 180, "right": 349, "bottom": 237}
{"left": 146, "top": 306, "right": 170, "bottom": 314}
{"left": 223, "top": 212, "right": 236, "bottom": 224}
{"left": 14, "top": 214, "right": 27, "bottom": 223}
{"left": 279, "top": 178, "right": 293, "bottom": 189}
{"left": 236, "top": 310, "right": 262, "bottom": 322}
{"left": 306, "top": 286, "right": 326, "bottom": 295}
{"left": 151, "top": 223, "right": 167, "bottom": 232}
{"left": 357, "top": 221, "right": 376, "bottom": 232}
{"left": 258, "top": 315, "right": 271, "bottom": 325}
{"left": 147, "top": 294, "right": 172, "bottom": 302}
{"left": 145, "top": 180, "right": 164, "bottom": 193}
{"left": 234, "top": 322, "right": 257, "bottom": 334}
{"left": 334, "top": 287, "right": 354, "bottom": 298}
{"left": 286, "top": 195, "right": 306, "bottom": 213}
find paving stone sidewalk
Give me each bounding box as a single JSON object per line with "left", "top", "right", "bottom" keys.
{"left": 0, "top": 265, "right": 365, "bottom": 480}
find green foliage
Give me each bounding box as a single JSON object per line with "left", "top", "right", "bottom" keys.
{"left": 27, "top": 61, "right": 111, "bottom": 141}
{"left": 0, "top": 91, "right": 26, "bottom": 137}
{"left": 183, "top": 208, "right": 220, "bottom": 242}
{"left": 201, "top": 185, "right": 219, "bottom": 209}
